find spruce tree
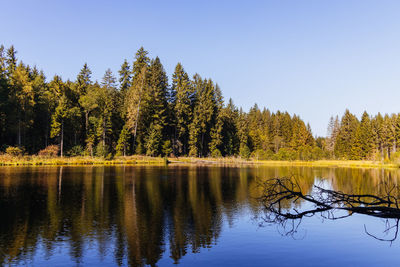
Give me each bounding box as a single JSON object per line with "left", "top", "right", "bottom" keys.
{"left": 143, "top": 57, "right": 168, "bottom": 156}
{"left": 334, "top": 110, "right": 359, "bottom": 159}
{"left": 126, "top": 47, "right": 150, "bottom": 154}
{"left": 49, "top": 76, "right": 80, "bottom": 156}
{"left": 209, "top": 83, "right": 224, "bottom": 157}
{"left": 171, "top": 63, "right": 193, "bottom": 155}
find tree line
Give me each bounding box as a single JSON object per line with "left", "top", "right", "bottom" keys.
{"left": 326, "top": 110, "right": 400, "bottom": 161}
{"left": 0, "top": 44, "right": 398, "bottom": 160}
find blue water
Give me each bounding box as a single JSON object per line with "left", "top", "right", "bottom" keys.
{"left": 0, "top": 166, "right": 399, "bottom": 266}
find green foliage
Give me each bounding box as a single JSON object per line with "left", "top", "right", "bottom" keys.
{"left": 334, "top": 110, "right": 359, "bottom": 159}
{"left": 95, "top": 143, "right": 108, "bottom": 158}
{"left": 116, "top": 125, "right": 130, "bottom": 156}
{"left": 171, "top": 63, "right": 193, "bottom": 155}
{"left": 145, "top": 123, "right": 163, "bottom": 156}
{"left": 68, "top": 145, "right": 84, "bottom": 157}
{"left": 5, "top": 44, "right": 399, "bottom": 162}
{"left": 5, "top": 146, "right": 24, "bottom": 157}
{"left": 162, "top": 140, "right": 173, "bottom": 156}
{"left": 273, "top": 148, "right": 297, "bottom": 161}
{"left": 239, "top": 144, "right": 251, "bottom": 159}
{"left": 211, "top": 148, "right": 222, "bottom": 158}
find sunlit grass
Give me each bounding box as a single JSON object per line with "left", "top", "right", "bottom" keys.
{"left": 0, "top": 155, "right": 397, "bottom": 169}
{"left": 0, "top": 155, "right": 166, "bottom": 166}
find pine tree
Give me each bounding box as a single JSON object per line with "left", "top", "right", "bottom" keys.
{"left": 171, "top": 63, "right": 193, "bottom": 155}
{"left": 49, "top": 76, "right": 80, "bottom": 157}
{"left": 116, "top": 124, "right": 130, "bottom": 156}
{"left": 334, "top": 110, "right": 359, "bottom": 159}
{"left": 126, "top": 47, "right": 150, "bottom": 154}
{"left": 382, "top": 114, "right": 395, "bottom": 159}
{"left": 119, "top": 59, "right": 131, "bottom": 95}
{"left": 354, "top": 111, "right": 373, "bottom": 159}
{"left": 96, "top": 69, "right": 117, "bottom": 155}
{"left": 76, "top": 63, "right": 92, "bottom": 94}
{"left": 189, "top": 75, "right": 215, "bottom": 156}
{"left": 372, "top": 113, "right": 384, "bottom": 159}
{"left": 0, "top": 45, "right": 8, "bottom": 144}
{"left": 6, "top": 45, "right": 17, "bottom": 78}
{"left": 143, "top": 57, "right": 169, "bottom": 156}
{"left": 220, "top": 98, "right": 239, "bottom": 156}
{"left": 395, "top": 114, "right": 400, "bottom": 151}
{"left": 9, "top": 63, "right": 35, "bottom": 146}
{"left": 209, "top": 83, "right": 224, "bottom": 157}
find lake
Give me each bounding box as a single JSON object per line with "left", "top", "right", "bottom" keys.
{"left": 1, "top": 165, "right": 400, "bottom": 266}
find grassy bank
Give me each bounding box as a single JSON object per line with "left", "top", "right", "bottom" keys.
{"left": 0, "top": 155, "right": 398, "bottom": 169}
{"left": 0, "top": 155, "right": 166, "bottom": 166}
{"left": 170, "top": 158, "right": 400, "bottom": 169}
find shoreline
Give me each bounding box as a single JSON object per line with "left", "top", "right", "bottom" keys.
{"left": 0, "top": 156, "right": 398, "bottom": 169}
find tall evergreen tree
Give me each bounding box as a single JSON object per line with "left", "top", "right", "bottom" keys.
{"left": 171, "top": 63, "right": 193, "bottom": 155}
{"left": 143, "top": 57, "right": 168, "bottom": 156}
{"left": 126, "top": 47, "right": 150, "bottom": 154}
{"left": 49, "top": 76, "right": 80, "bottom": 156}
{"left": 334, "top": 110, "right": 359, "bottom": 159}
{"left": 9, "top": 63, "right": 35, "bottom": 146}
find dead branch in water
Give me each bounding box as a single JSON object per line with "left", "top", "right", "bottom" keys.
{"left": 259, "top": 177, "right": 400, "bottom": 242}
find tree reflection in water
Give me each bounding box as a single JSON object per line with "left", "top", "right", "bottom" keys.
{"left": 1, "top": 166, "right": 400, "bottom": 265}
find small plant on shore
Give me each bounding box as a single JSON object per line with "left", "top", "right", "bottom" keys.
{"left": 5, "top": 146, "right": 24, "bottom": 157}
{"left": 211, "top": 148, "right": 222, "bottom": 158}
{"left": 38, "top": 145, "right": 59, "bottom": 157}
{"left": 239, "top": 144, "right": 250, "bottom": 160}
{"left": 67, "top": 145, "right": 84, "bottom": 157}
{"left": 162, "top": 140, "right": 173, "bottom": 156}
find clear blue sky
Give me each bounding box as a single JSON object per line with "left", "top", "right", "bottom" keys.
{"left": 2, "top": 0, "right": 400, "bottom": 136}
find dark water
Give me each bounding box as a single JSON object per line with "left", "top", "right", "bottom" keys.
{"left": 1, "top": 166, "right": 400, "bottom": 266}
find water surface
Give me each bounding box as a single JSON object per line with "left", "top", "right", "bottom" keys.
{"left": 1, "top": 166, "right": 400, "bottom": 266}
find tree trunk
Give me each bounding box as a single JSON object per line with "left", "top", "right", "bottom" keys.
{"left": 133, "top": 68, "right": 146, "bottom": 152}
{"left": 60, "top": 119, "right": 64, "bottom": 157}
{"left": 18, "top": 119, "right": 21, "bottom": 146}
{"left": 103, "top": 118, "right": 106, "bottom": 146}
{"left": 85, "top": 111, "right": 89, "bottom": 136}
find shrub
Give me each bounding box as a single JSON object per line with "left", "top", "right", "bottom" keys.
{"left": 95, "top": 143, "right": 108, "bottom": 158}
{"left": 5, "top": 146, "right": 24, "bottom": 157}
{"left": 162, "top": 140, "right": 173, "bottom": 156}
{"left": 38, "top": 145, "right": 59, "bottom": 157}
{"left": 211, "top": 148, "right": 222, "bottom": 158}
{"left": 273, "top": 148, "right": 297, "bottom": 161}
{"left": 68, "top": 145, "right": 84, "bottom": 157}
{"left": 239, "top": 144, "right": 251, "bottom": 160}
{"left": 251, "top": 149, "right": 273, "bottom": 160}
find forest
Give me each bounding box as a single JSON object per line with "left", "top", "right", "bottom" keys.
{"left": 0, "top": 44, "right": 399, "bottom": 161}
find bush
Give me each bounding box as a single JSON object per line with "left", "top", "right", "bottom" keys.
{"left": 211, "top": 148, "right": 222, "bottom": 158}
{"left": 68, "top": 145, "right": 84, "bottom": 157}
{"left": 273, "top": 148, "right": 297, "bottom": 161}
{"left": 162, "top": 140, "right": 173, "bottom": 156}
{"left": 239, "top": 144, "right": 251, "bottom": 160}
{"left": 38, "top": 145, "right": 59, "bottom": 157}
{"left": 251, "top": 149, "right": 273, "bottom": 160}
{"left": 95, "top": 143, "right": 108, "bottom": 158}
{"left": 5, "top": 146, "right": 24, "bottom": 157}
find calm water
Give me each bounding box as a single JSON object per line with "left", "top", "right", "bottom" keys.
{"left": 1, "top": 166, "right": 400, "bottom": 266}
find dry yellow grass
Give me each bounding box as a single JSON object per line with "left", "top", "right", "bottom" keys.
{"left": 0, "top": 155, "right": 397, "bottom": 169}
{"left": 0, "top": 155, "right": 166, "bottom": 166}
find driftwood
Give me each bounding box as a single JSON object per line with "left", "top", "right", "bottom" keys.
{"left": 259, "top": 177, "right": 400, "bottom": 242}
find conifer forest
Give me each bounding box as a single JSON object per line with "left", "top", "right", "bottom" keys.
{"left": 0, "top": 44, "right": 399, "bottom": 161}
